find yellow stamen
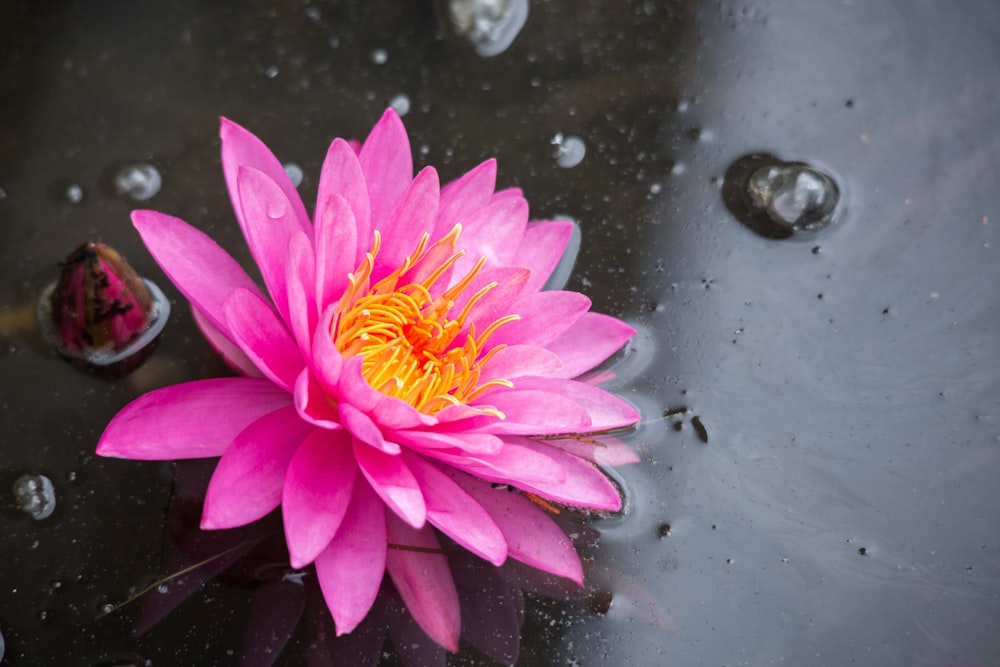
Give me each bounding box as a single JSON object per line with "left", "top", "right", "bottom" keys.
{"left": 331, "top": 226, "right": 516, "bottom": 416}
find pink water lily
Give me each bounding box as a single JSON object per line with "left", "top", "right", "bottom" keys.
{"left": 97, "top": 109, "right": 639, "bottom": 651}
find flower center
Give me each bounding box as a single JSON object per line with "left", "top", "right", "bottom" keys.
{"left": 332, "top": 225, "right": 516, "bottom": 415}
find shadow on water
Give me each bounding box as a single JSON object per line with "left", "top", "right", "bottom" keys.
{"left": 1, "top": 1, "right": 1000, "bottom": 665}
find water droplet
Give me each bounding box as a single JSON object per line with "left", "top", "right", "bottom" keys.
{"left": 370, "top": 48, "right": 388, "bottom": 65}
{"left": 388, "top": 93, "right": 411, "bottom": 117}
{"left": 264, "top": 65, "right": 279, "bottom": 79}
{"left": 283, "top": 162, "right": 303, "bottom": 188}
{"left": 444, "top": 0, "right": 529, "bottom": 57}
{"left": 113, "top": 163, "right": 161, "bottom": 202}
{"left": 66, "top": 183, "right": 84, "bottom": 204}
{"left": 266, "top": 200, "right": 287, "bottom": 219}
{"left": 13, "top": 474, "right": 56, "bottom": 520}
{"left": 722, "top": 154, "right": 840, "bottom": 239}
{"left": 551, "top": 133, "right": 586, "bottom": 169}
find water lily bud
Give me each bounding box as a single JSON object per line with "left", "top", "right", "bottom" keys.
{"left": 51, "top": 242, "right": 153, "bottom": 354}
{"left": 40, "top": 242, "right": 170, "bottom": 374}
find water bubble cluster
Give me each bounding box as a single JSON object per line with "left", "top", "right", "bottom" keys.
{"left": 722, "top": 153, "right": 840, "bottom": 239}
{"left": 13, "top": 473, "right": 56, "bottom": 520}
{"left": 444, "top": 0, "right": 529, "bottom": 57}
{"left": 113, "top": 163, "right": 161, "bottom": 202}
{"left": 746, "top": 164, "right": 838, "bottom": 232}
{"left": 551, "top": 133, "right": 586, "bottom": 169}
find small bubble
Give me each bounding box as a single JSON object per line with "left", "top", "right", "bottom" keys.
{"left": 99, "top": 602, "right": 114, "bottom": 614}
{"left": 551, "top": 133, "right": 586, "bottom": 169}
{"left": 13, "top": 474, "right": 56, "bottom": 520}
{"left": 649, "top": 182, "right": 662, "bottom": 195}
{"left": 264, "top": 65, "right": 279, "bottom": 78}
{"left": 66, "top": 183, "right": 84, "bottom": 204}
{"left": 283, "top": 163, "right": 303, "bottom": 188}
{"left": 388, "top": 93, "right": 411, "bottom": 117}
{"left": 113, "top": 163, "right": 161, "bottom": 202}
{"left": 156, "top": 584, "right": 169, "bottom": 594}
{"left": 371, "top": 48, "right": 388, "bottom": 65}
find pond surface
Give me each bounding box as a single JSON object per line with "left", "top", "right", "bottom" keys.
{"left": 2, "top": 1, "right": 999, "bottom": 665}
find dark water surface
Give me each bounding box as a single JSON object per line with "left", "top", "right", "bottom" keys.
{"left": 2, "top": 1, "right": 999, "bottom": 665}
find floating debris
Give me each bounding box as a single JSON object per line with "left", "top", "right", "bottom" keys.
{"left": 13, "top": 473, "right": 56, "bottom": 520}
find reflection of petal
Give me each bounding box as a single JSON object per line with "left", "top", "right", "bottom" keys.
{"left": 589, "top": 563, "right": 676, "bottom": 631}
{"left": 240, "top": 581, "right": 306, "bottom": 667}
{"left": 452, "top": 553, "right": 523, "bottom": 665}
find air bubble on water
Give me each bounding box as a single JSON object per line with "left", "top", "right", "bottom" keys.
{"left": 113, "top": 163, "right": 161, "bottom": 202}
{"left": 747, "top": 163, "right": 839, "bottom": 232}
{"left": 0, "top": 185, "right": 7, "bottom": 199}
{"left": 99, "top": 602, "right": 114, "bottom": 614}
{"left": 283, "top": 162, "right": 303, "bottom": 188}
{"left": 551, "top": 133, "right": 586, "bottom": 169}
{"left": 156, "top": 584, "right": 169, "bottom": 594}
{"left": 66, "top": 183, "right": 84, "bottom": 204}
{"left": 371, "top": 48, "right": 388, "bottom": 65}
{"left": 305, "top": 6, "right": 321, "bottom": 23}
{"left": 13, "top": 473, "right": 56, "bottom": 520}
{"left": 264, "top": 65, "right": 279, "bottom": 79}
{"left": 388, "top": 93, "right": 411, "bottom": 117}
{"left": 649, "top": 182, "right": 662, "bottom": 195}
{"left": 446, "top": 0, "right": 529, "bottom": 57}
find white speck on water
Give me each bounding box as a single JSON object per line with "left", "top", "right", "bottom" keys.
{"left": 649, "top": 182, "right": 663, "bottom": 195}
{"left": 283, "top": 162, "right": 304, "bottom": 188}
{"left": 305, "top": 6, "right": 321, "bottom": 23}
{"left": 388, "top": 93, "right": 411, "bottom": 117}
{"left": 264, "top": 65, "right": 279, "bottom": 79}
{"left": 13, "top": 474, "right": 56, "bottom": 520}
{"left": 114, "top": 163, "right": 161, "bottom": 202}
{"left": 371, "top": 48, "right": 388, "bottom": 65}
{"left": 552, "top": 133, "right": 586, "bottom": 169}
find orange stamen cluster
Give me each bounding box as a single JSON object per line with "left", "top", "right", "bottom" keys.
{"left": 332, "top": 225, "right": 517, "bottom": 415}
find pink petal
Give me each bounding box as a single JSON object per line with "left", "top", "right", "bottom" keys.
{"left": 404, "top": 453, "right": 507, "bottom": 566}
{"left": 385, "top": 515, "right": 461, "bottom": 652}
{"left": 544, "top": 312, "right": 635, "bottom": 378}
{"left": 285, "top": 232, "right": 318, "bottom": 359}
{"left": 223, "top": 288, "right": 304, "bottom": 392}
{"left": 97, "top": 378, "right": 292, "bottom": 460}
{"left": 337, "top": 355, "right": 382, "bottom": 412}
{"left": 293, "top": 368, "right": 342, "bottom": 430}
{"left": 314, "top": 192, "right": 358, "bottom": 315}
{"left": 191, "top": 305, "right": 263, "bottom": 378}
{"left": 451, "top": 267, "right": 529, "bottom": 336}
{"left": 338, "top": 402, "right": 399, "bottom": 454}
{"left": 236, "top": 165, "right": 302, "bottom": 326}
{"left": 500, "top": 437, "right": 623, "bottom": 511}
{"left": 309, "top": 305, "right": 344, "bottom": 395}
{"left": 390, "top": 429, "right": 503, "bottom": 456}
{"left": 317, "top": 137, "right": 370, "bottom": 264}
{"left": 487, "top": 290, "right": 591, "bottom": 350}
{"left": 220, "top": 117, "right": 311, "bottom": 236}
{"left": 435, "top": 158, "right": 496, "bottom": 240}
{"left": 472, "top": 389, "right": 592, "bottom": 435}
{"left": 452, "top": 195, "right": 528, "bottom": 278}
{"left": 478, "top": 344, "right": 565, "bottom": 382}
{"left": 512, "top": 220, "right": 575, "bottom": 294}
{"left": 283, "top": 428, "right": 357, "bottom": 568}
{"left": 132, "top": 210, "right": 266, "bottom": 341}
{"left": 315, "top": 479, "right": 388, "bottom": 635}
{"left": 354, "top": 440, "right": 426, "bottom": 529}
{"left": 511, "top": 377, "right": 640, "bottom": 431}
{"left": 201, "top": 406, "right": 311, "bottom": 529}
{"left": 451, "top": 472, "right": 583, "bottom": 584}
{"left": 359, "top": 109, "right": 413, "bottom": 248}
{"left": 374, "top": 166, "right": 440, "bottom": 281}
{"left": 548, "top": 433, "right": 640, "bottom": 467}
{"left": 419, "top": 437, "right": 565, "bottom": 487}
